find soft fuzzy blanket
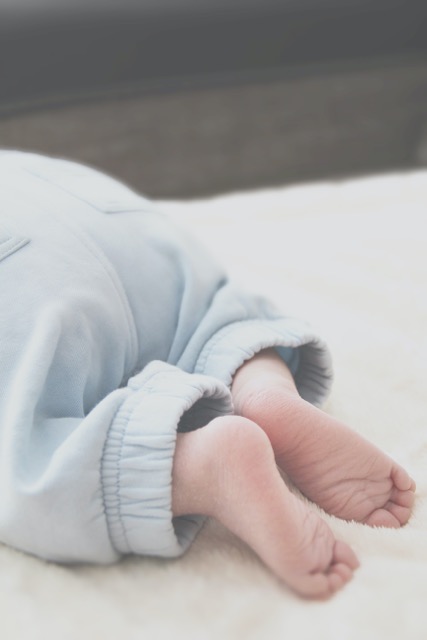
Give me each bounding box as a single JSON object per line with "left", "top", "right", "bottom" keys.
{"left": 1, "top": 171, "right": 426, "bottom": 640}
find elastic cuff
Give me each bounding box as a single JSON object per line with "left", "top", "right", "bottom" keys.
{"left": 193, "top": 317, "right": 333, "bottom": 406}
{"left": 102, "top": 361, "right": 233, "bottom": 558}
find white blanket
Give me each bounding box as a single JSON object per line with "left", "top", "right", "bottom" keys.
{"left": 1, "top": 171, "right": 426, "bottom": 640}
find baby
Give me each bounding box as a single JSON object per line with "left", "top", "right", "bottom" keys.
{"left": 0, "top": 151, "right": 415, "bottom": 600}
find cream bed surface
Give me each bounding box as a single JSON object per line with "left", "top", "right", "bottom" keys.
{"left": 1, "top": 171, "right": 426, "bottom": 639}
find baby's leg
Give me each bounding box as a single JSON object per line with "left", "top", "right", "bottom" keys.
{"left": 231, "top": 350, "right": 416, "bottom": 527}
{"left": 172, "top": 416, "right": 359, "bottom": 599}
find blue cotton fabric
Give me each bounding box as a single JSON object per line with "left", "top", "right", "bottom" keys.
{"left": 0, "top": 151, "right": 333, "bottom": 563}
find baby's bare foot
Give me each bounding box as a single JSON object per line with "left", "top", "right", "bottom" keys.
{"left": 232, "top": 365, "right": 416, "bottom": 528}
{"left": 173, "top": 417, "right": 359, "bottom": 599}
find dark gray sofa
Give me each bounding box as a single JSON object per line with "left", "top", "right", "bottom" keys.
{"left": 1, "top": 0, "right": 427, "bottom": 197}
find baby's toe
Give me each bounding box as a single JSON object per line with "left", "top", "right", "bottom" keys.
{"left": 391, "top": 485, "right": 416, "bottom": 508}
{"left": 364, "top": 508, "right": 401, "bottom": 528}
{"left": 333, "top": 540, "right": 360, "bottom": 570}
{"left": 392, "top": 465, "right": 415, "bottom": 492}
{"left": 389, "top": 503, "right": 413, "bottom": 526}
{"left": 293, "top": 573, "right": 336, "bottom": 600}
{"left": 327, "top": 566, "right": 352, "bottom": 594}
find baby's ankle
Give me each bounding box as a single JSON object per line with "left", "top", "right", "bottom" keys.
{"left": 231, "top": 349, "right": 299, "bottom": 415}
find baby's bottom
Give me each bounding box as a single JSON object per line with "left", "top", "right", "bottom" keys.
{"left": 172, "top": 417, "right": 359, "bottom": 599}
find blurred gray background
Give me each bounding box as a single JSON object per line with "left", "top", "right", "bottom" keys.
{"left": 1, "top": 0, "right": 427, "bottom": 198}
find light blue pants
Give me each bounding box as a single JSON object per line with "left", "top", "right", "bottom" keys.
{"left": 0, "top": 151, "right": 333, "bottom": 563}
